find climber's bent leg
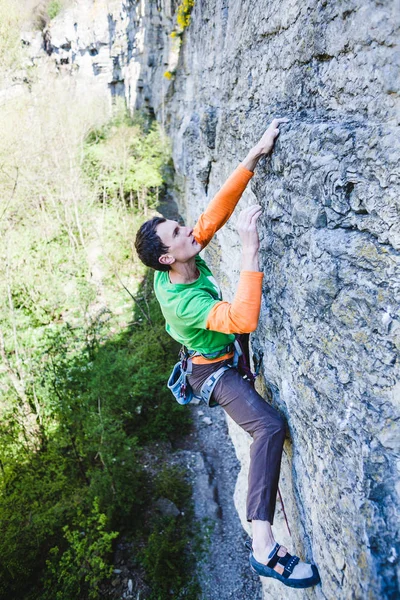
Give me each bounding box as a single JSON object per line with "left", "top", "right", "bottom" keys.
{"left": 188, "top": 361, "right": 321, "bottom": 589}
{"left": 188, "top": 361, "right": 285, "bottom": 524}
{"left": 212, "top": 368, "right": 285, "bottom": 524}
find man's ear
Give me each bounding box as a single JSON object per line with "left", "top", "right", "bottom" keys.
{"left": 158, "top": 253, "right": 175, "bottom": 266}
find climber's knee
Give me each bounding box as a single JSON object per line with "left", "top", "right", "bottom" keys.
{"left": 254, "top": 414, "right": 286, "bottom": 440}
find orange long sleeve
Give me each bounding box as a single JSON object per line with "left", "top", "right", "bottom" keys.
{"left": 193, "top": 165, "right": 254, "bottom": 248}
{"left": 206, "top": 271, "right": 264, "bottom": 334}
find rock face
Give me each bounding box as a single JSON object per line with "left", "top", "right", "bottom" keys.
{"left": 41, "top": 1, "right": 400, "bottom": 598}
{"left": 39, "top": 0, "right": 178, "bottom": 116}
{"left": 153, "top": 3, "right": 400, "bottom": 598}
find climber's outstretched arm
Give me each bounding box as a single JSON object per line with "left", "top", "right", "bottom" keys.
{"left": 193, "top": 118, "right": 288, "bottom": 249}
{"left": 206, "top": 204, "right": 264, "bottom": 334}
{"left": 192, "top": 165, "right": 254, "bottom": 249}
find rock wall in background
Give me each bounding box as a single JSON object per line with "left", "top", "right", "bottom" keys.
{"left": 37, "top": 1, "right": 400, "bottom": 598}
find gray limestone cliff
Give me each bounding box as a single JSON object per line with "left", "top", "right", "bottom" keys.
{"left": 36, "top": 1, "right": 399, "bottom": 598}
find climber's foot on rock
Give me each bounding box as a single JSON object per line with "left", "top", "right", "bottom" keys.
{"left": 249, "top": 541, "right": 320, "bottom": 589}
{"left": 253, "top": 542, "right": 314, "bottom": 579}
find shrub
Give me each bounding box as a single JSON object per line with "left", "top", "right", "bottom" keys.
{"left": 141, "top": 516, "right": 189, "bottom": 598}
{"left": 43, "top": 498, "right": 118, "bottom": 600}
{"left": 140, "top": 466, "right": 200, "bottom": 599}
{"left": 0, "top": 443, "right": 79, "bottom": 599}
{"left": 154, "top": 466, "right": 192, "bottom": 509}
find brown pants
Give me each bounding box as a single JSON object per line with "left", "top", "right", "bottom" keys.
{"left": 188, "top": 360, "right": 286, "bottom": 524}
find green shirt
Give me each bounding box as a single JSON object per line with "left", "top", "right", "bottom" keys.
{"left": 154, "top": 255, "right": 235, "bottom": 354}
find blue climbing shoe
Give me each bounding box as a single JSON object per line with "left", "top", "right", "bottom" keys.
{"left": 247, "top": 541, "right": 321, "bottom": 589}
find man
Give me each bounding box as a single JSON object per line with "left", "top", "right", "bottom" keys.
{"left": 135, "top": 119, "right": 320, "bottom": 588}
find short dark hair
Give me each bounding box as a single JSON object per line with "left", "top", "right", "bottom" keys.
{"left": 135, "top": 216, "right": 171, "bottom": 271}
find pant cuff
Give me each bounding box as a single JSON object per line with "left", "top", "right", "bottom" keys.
{"left": 247, "top": 513, "right": 274, "bottom": 525}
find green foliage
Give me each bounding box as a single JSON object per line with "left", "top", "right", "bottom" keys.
{"left": 83, "top": 108, "right": 171, "bottom": 211}
{"left": 154, "top": 465, "right": 192, "bottom": 509}
{"left": 47, "top": 1, "right": 62, "bottom": 20}
{"left": 0, "top": 91, "right": 195, "bottom": 599}
{"left": 141, "top": 516, "right": 195, "bottom": 599}
{"left": 0, "top": 267, "right": 192, "bottom": 599}
{"left": 139, "top": 467, "right": 200, "bottom": 599}
{"left": 4, "top": 225, "right": 93, "bottom": 331}
{"left": 43, "top": 498, "right": 118, "bottom": 600}
{"left": 0, "top": 444, "right": 77, "bottom": 598}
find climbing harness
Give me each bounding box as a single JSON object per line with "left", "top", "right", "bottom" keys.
{"left": 167, "top": 335, "right": 264, "bottom": 406}
{"left": 168, "top": 339, "right": 245, "bottom": 405}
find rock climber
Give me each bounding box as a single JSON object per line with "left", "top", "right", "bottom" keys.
{"left": 134, "top": 118, "right": 321, "bottom": 589}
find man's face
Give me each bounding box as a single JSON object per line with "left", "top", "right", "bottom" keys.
{"left": 156, "top": 219, "right": 201, "bottom": 266}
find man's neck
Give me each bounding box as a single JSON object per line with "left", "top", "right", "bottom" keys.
{"left": 169, "top": 258, "right": 199, "bottom": 284}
